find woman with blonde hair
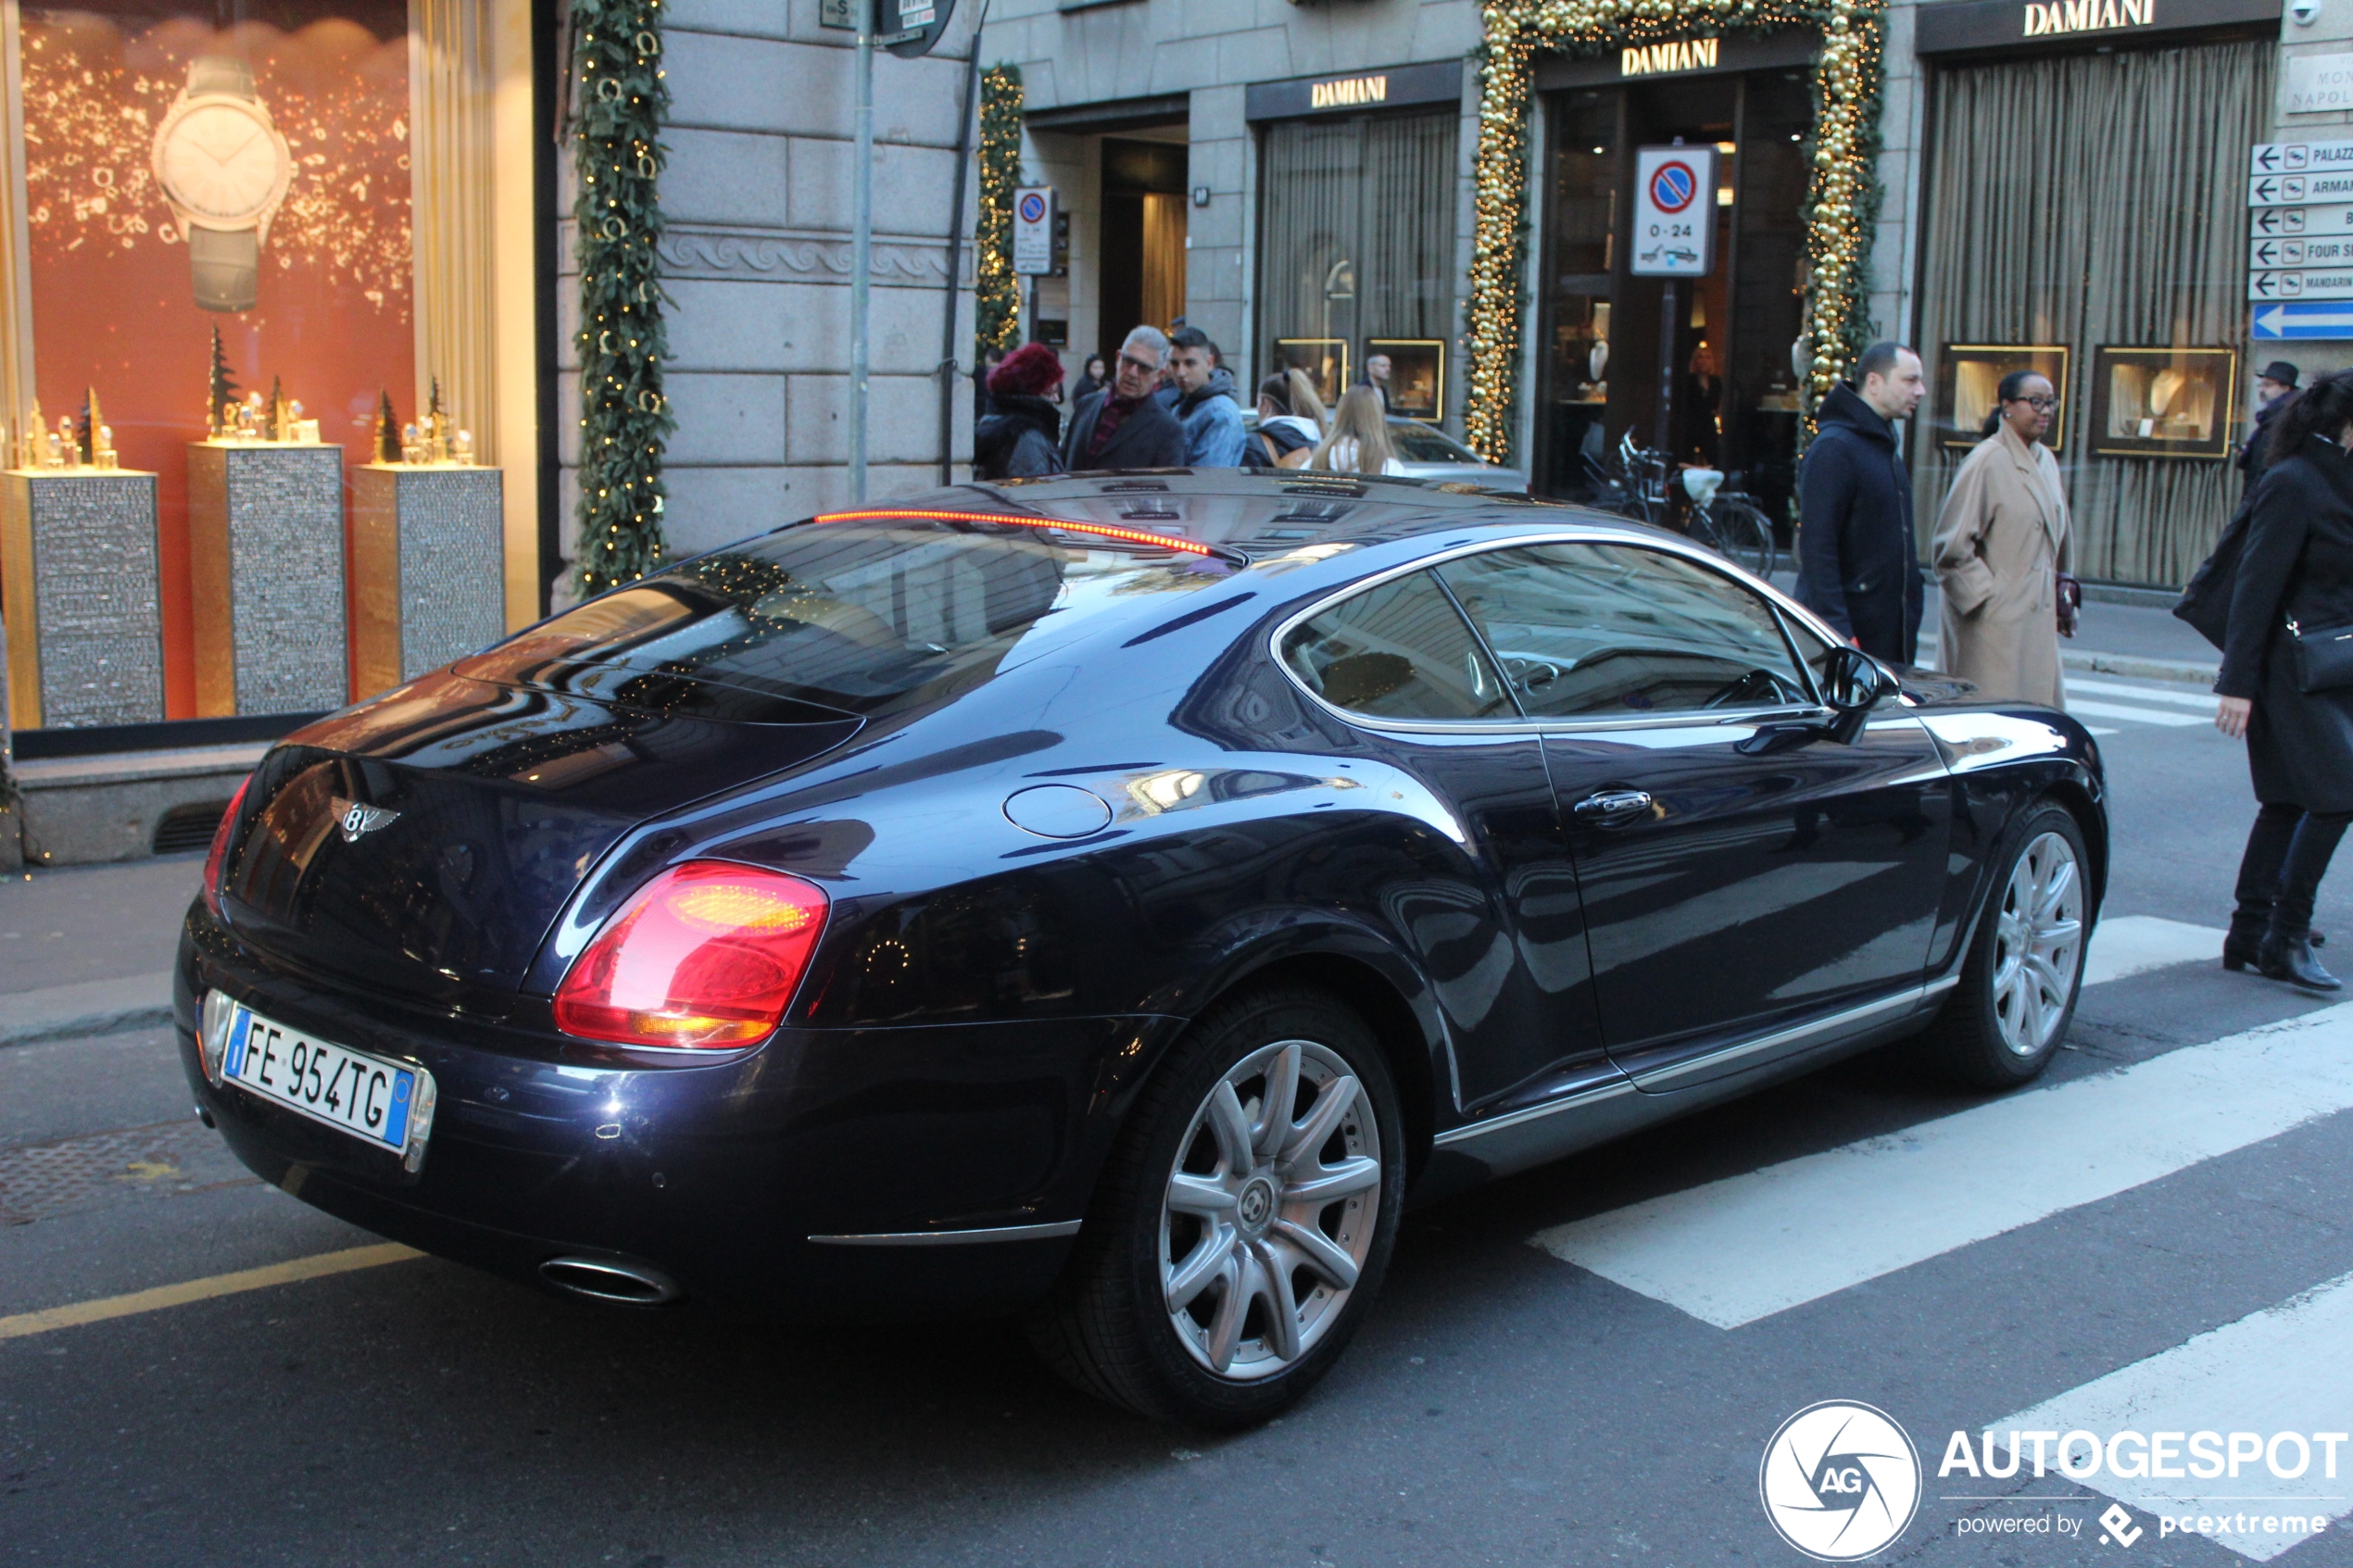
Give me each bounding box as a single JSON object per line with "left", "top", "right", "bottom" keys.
{"left": 1254, "top": 369, "right": 1329, "bottom": 468}
{"left": 1312, "top": 385, "right": 1403, "bottom": 475}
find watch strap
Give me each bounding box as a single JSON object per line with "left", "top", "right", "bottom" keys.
{"left": 187, "top": 225, "right": 259, "bottom": 313}
{"left": 186, "top": 56, "right": 256, "bottom": 99}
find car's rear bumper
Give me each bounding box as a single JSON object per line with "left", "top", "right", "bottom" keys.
{"left": 177, "top": 909, "right": 1159, "bottom": 1317}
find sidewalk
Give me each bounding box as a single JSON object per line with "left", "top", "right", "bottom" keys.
{"left": 1774, "top": 572, "right": 2220, "bottom": 684}
{"left": 0, "top": 858, "right": 197, "bottom": 1045}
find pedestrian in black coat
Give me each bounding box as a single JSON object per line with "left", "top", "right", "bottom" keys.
{"left": 1795, "top": 343, "right": 1928, "bottom": 665}
{"left": 1062, "top": 326, "right": 1188, "bottom": 471}
{"left": 2239, "top": 360, "right": 2299, "bottom": 488}
{"left": 973, "top": 344, "right": 1066, "bottom": 480}
{"left": 2215, "top": 369, "right": 2353, "bottom": 991}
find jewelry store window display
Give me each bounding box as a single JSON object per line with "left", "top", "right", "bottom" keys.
{"left": 7, "top": 0, "right": 417, "bottom": 721}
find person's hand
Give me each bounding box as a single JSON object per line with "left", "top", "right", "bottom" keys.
{"left": 2217, "top": 696, "right": 2252, "bottom": 739}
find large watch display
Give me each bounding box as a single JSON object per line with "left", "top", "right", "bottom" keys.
{"left": 150, "top": 56, "right": 293, "bottom": 312}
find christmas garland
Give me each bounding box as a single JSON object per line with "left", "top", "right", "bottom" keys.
{"left": 572, "top": 0, "right": 675, "bottom": 596}
{"left": 975, "top": 64, "right": 1025, "bottom": 358}
{"left": 1464, "top": 0, "right": 1886, "bottom": 464}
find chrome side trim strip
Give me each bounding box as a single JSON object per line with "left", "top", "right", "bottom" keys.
{"left": 1432, "top": 1076, "right": 1640, "bottom": 1147}
{"left": 807, "top": 1220, "right": 1083, "bottom": 1248}
{"left": 1630, "top": 985, "right": 1930, "bottom": 1091}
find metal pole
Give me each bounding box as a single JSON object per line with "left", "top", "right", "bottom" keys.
{"left": 1655, "top": 279, "right": 1678, "bottom": 456}
{"left": 849, "top": 2, "right": 875, "bottom": 503}
{"left": 937, "top": 10, "right": 984, "bottom": 486}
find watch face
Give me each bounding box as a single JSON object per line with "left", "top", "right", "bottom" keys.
{"left": 155, "top": 99, "right": 285, "bottom": 224}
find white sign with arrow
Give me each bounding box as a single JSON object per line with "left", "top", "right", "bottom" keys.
{"left": 2248, "top": 205, "right": 2353, "bottom": 238}
{"left": 2252, "top": 140, "right": 2353, "bottom": 173}
{"left": 2253, "top": 171, "right": 2353, "bottom": 207}
{"left": 2249, "top": 270, "right": 2353, "bottom": 301}
{"left": 2253, "top": 236, "right": 2353, "bottom": 270}
{"left": 2255, "top": 301, "right": 2353, "bottom": 338}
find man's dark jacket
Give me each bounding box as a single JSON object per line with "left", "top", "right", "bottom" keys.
{"left": 1795, "top": 380, "right": 1922, "bottom": 665}
{"left": 1062, "top": 387, "right": 1188, "bottom": 470}
{"left": 2240, "top": 393, "right": 2291, "bottom": 486}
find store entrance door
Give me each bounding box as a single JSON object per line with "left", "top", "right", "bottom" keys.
{"left": 1097, "top": 136, "right": 1189, "bottom": 361}
{"left": 1533, "top": 69, "right": 1814, "bottom": 530}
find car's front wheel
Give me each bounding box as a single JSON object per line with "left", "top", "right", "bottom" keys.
{"left": 1032, "top": 985, "right": 1405, "bottom": 1428}
{"left": 1920, "top": 801, "right": 2090, "bottom": 1086}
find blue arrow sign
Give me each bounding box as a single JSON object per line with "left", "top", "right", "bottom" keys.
{"left": 2254, "top": 301, "right": 2353, "bottom": 339}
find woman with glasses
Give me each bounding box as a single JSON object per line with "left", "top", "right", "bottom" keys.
{"left": 1930, "top": 370, "right": 2074, "bottom": 707}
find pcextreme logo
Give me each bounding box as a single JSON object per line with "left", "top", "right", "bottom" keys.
{"left": 1760, "top": 1400, "right": 1923, "bottom": 1561}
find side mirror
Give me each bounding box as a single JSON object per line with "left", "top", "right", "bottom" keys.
{"left": 1819, "top": 646, "right": 1899, "bottom": 742}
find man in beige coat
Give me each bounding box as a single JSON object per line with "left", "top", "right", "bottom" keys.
{"left": 1931, "top": 371, "right": 2071, "bottom": 707}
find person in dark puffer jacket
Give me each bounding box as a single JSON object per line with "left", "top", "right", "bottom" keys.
{"left": 1795, "top": 341, "right": 1928, "bottom": 666}
{"left": 974, "top": 344, "right": 1067, "bottom": 480}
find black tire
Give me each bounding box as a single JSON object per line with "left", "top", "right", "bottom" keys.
{"left": 1919, "top": 802, "right": 2091, "bottom": 1087}
{"left": 1030, "top": 985, "right": 1406, "bottom": 1428}
{"left": 1691, "top": 497, "right": 1778, "bottom": 581}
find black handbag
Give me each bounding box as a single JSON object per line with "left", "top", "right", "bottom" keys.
{"left": 2287, "top": 617, "right": 2353, "bottom": 693}
{"left": 2174, "top": 493, "right": 2255, "bottom": 650}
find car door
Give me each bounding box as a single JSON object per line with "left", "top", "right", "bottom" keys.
{"left": 1277, "top": 566, "right": 1617, "bottom": 1110}
{"left": 1432, "top": 541, "right": 1951, "bottom": 1091}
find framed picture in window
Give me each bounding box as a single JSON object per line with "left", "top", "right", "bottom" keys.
{"left": 1365, "top": 339, "right": 1446, "bottom": 422}
{"left": 1274, "top": 339, "right": 1349, "bottom": 408}
{"left": 1935, "top": 344, "right": 2070, "bottom": 454}
{"left": 2089, "top": 346, "right": 2237, "bottom": 459}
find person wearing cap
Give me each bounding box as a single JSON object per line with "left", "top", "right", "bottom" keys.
{"left": 973, "top": 343, "right": 1067, "bottom": 480}
{"left": 2242, "top": 360, "right": 2300, "bottom": 487}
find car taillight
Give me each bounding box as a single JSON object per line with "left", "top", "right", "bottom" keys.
{"left": 552, "top": 861, "right": 829, "bottom": 1049}
{"left": 202, "top": 774, "right": 253, "bottom": 916}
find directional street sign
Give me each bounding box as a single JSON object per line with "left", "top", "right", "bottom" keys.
{"left": 2252, "top": 174, "right": 2309, "bottom": 207}
{"left": 2248, "top": 269, "right": 2353, "bottom": 301}
{"left": 2252, "top": 139, "right": 2353, "bottom": 173}
{"left": 2254, "top": 300, "right": 2353, "bottom": 338}
{"left": 2253, "top": 235, "right": 2353, "bottom": 270}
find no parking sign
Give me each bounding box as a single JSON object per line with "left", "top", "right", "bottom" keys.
{"left": 1013, "top": 186, "right": 1056, "bottom": 276}
{"left": 1632, "top": 145, "right": 1718, "bottom": 277}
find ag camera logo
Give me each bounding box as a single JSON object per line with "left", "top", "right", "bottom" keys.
{"left": 1760, "top": 1400, "right": 1922, "bottom": 1561}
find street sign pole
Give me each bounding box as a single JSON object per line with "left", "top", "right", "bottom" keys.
{"left": 1656, "top": 282, "right": 1678, "bottom": 453}
{"left": 849, "top": 0, "right": 875, "bottom": 503}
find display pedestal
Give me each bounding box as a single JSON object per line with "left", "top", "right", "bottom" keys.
{"left": 188, "top": 442, "right": 346, "bottom": 716}
{"left": 349, "top": 463, "right": 506, "bottom": 697}
{"left": 0, "top": 468, "right": 165, "bottom": 729}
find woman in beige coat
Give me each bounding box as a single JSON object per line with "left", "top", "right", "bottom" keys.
{"left": 1931, "top": 370, "right": 2073, "bottom": 706}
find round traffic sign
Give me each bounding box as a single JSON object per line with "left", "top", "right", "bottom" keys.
{"left": 1649, "top": 160, "right": 1697, "bottom": 214}
{"left": 1018, "top": 192, "right": 1048, "bottom": 223}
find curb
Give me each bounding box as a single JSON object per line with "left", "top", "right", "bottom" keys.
{"left": 0, "top": 973, "right": 175, "bottom": 1047}
{"left": 2062, "top": 650, "right": 2217, "bottom": 687}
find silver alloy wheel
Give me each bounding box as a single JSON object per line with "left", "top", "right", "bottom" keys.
{"left": 1990, "top": 830, "right": 2084, "bottom": 1058}
{"left": 1160, "top": 1037, "right": 1382, "bottom": 1380}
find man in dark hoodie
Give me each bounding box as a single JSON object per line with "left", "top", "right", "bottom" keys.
{"left": 972, "top": 343, "right": 1066, "bottom": 479}
{"left": 1168, "top": 328, "right": 1247, "bottom": 467}
{"left": 1063, "top": 326, "right": 1189, "bottom": 470}
{"left": 1796, "top": 341, "right": 1927, "bottom": 665}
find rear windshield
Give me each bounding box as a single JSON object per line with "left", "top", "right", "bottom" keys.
{"left": 459, "top": 519, "right": 1229, "bottom": 721}
{"left": 1390, "top": 425, "right": 1476, "bottom": 464}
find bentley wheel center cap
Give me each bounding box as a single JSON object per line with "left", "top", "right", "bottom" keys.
{"left": 1237, "top": 1175, "right": 1277, "bottom": 1233}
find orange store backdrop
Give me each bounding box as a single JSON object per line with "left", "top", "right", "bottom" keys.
{"left": 20, "top": 0, "right": 415, "bottom": 720}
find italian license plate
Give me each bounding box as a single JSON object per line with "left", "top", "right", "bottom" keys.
{"left": 223, "top": 1004, "right": 434, "bottom": 1160}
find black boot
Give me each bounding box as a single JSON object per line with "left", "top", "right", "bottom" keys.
{"left": 2225, "top": 911, "right": 2271, "bottom": 972}
{"left": 2259, "top": 929, "right": 2344, "bottom": 991}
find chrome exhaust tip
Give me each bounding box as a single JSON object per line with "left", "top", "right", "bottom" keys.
{"left": 538, "top": 1255, "right": 683, "bottom": 1306}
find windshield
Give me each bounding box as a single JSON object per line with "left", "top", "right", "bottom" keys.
{"left": 461, "top": 520, "right": 1229, "bottom": 721}
{"left": 1390, "top": 424, "right": 1478, "bottom": 464}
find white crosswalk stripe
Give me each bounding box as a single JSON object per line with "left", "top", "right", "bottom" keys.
{"left": 2082, "top": 914, "right": 2226, "bottom": 985}
{"left": 2068, "top": 676, "right": 2221, "bottom": 709}
{"left": 1982, "top": 1273, "right": 2353, "bottom": 1561}
{"left": 2066, "top": 696, "right": 2209, "bottom": 728}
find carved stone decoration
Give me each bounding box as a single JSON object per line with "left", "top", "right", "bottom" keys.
{"left": 646, "top": 225, "right": 975, "bottom": 283}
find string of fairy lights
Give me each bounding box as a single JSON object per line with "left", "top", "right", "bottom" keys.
{"left": 1465, "top": 0, "right": 1887, "bottom": 464}
{"left": 573, "top": 0, "right": 675, "bottom": 597}
{"left": 975, "top": 64, "right": 1026, "bottom": 360}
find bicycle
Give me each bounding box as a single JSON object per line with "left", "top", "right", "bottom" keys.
{"left": 1590, "top": 432, "right": 1780, "bottom": 582}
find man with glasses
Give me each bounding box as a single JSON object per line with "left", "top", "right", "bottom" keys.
{"left": 1796, "top": 340, "right": 1928, "bottom": 665}
{"left": 1063, "top": 326, "right": 1189, "bottom": 470}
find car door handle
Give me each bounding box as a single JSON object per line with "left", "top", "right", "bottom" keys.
{"left": 1572, "top": 789, "right": 1654, "bottom": 823}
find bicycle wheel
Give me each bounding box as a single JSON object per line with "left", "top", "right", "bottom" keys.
{"left": 1702, "top": 497, "right": 1778, "bottom": 581}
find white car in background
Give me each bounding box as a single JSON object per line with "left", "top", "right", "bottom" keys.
{"left": 1385, "top": 420, "right": 1529, "bottom": 492}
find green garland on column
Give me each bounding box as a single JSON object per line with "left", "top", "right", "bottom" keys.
{"left": 573, "top": 0, "right": 675, "bottom": 596}
{"left": 975, "top": 63, "right": 1024, "bottom": 359}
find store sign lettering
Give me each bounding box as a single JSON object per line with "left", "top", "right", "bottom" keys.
{"left": 2021, "top": 0, "right": 2152, "bottom": 37}
{"left": 1310, "top": 74, "right": 1389, "bottom": 110}
{"left": 1619, "top": 37, "right": 1720, "bottom": 77}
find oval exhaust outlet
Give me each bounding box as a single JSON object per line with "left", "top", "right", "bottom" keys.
{"left": 539, "top": 1256, "right": 683, "bottom": 1306}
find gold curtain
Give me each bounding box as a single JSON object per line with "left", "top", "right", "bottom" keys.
{"left": 1913, "top": 39, "right": 2273, "bottom": 586}
{"left": 409, "top": 0, "right": 498, "bottom": 462}
{"left": 1140, "top": 192, "right": 1188, "bottom": 333}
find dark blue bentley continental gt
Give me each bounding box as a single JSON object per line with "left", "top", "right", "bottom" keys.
{"left": 177, "top": 471, "right": 2104, "bottom": 1427}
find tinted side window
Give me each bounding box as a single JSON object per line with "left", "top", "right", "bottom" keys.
{"left": 1281, "top": 570, "right": 1515, "bottom": 721}
{"left": 1436, "top": 544, "right": 1810, "bottom": 719}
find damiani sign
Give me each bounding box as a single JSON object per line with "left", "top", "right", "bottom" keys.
{"left": 1621, "top": 37, "right": 1719, "bottom": 77}
{"left": 1310, "top": 74, "right": 1388, "bottom": 109}
{"left": 2022, "top": 0, "right": 2153, "bottom": 35}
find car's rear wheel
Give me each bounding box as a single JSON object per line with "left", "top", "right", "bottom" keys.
{"left": 1919, "top": 802, "right": 2089, "bottom": 1086}
{"left": 1031, "top": 985, "right": 1405, "bottom": 1428}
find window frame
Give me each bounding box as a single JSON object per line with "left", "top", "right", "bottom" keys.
{"left": 1271, "top": 531, "right": 1836, "bottom": 734}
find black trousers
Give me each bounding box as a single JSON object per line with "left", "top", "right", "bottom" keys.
{"left": 2234, "top": 803, "right": 2353, "bottom": 937}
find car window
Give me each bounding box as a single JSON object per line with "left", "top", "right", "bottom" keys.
{"left": 1778, "top": 607, "right": 1843, "bottom": 695}
{"left": 1434, "top": 543, "right": 1812, "bottom": 720}
{"left": 1280, "top": 569, "right": 1515, "bottom": 721}
{"left": 1389, "top": 424, "right": 1476, "bottom": 464}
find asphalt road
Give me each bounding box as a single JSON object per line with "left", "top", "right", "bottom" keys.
{"left": 6, "top": 674, "right": 2353, "bottom": 1568}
